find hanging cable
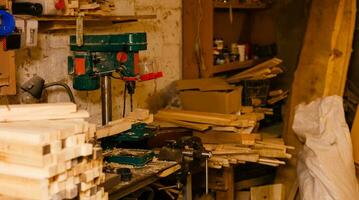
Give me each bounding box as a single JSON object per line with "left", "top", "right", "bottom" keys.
{"left": 122, "top": 84, "right": 127, "bottom": 117}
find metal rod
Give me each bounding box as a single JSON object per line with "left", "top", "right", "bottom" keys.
{"left": 130, "top": 93, "right": 133, "bottom": 112}
{"left": 205, "top": 158, "right": 208, "bottom": 194}
{"left": 101, "top": 75, "right": 112, "bottom": 125}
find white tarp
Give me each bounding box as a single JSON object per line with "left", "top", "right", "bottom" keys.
{"left": 292, "top": 96, "right": 359, "bottom": 200}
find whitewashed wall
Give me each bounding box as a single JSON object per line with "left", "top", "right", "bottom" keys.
{"left": 1, "top": 0, "right": 182, "bottom": 124}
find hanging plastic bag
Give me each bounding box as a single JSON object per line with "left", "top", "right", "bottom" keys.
{"left": 293, "top": 96, "right": 359, "bottom": 200}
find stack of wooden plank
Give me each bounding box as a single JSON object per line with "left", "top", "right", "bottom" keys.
{"left": 96, "top": 108, "right": 154, "bottom": 139}
{"left": 267, "top": 89, "right": 289, "bottom": 105}
{"left": 195, "top": 131, "right": 293, "bottom": 169}
{"left": 0, "top": 103, "right": 107, "bottom": 200}
{"left": 226, "top": 58, "right": 283, "bottom": 83}
{"left": 154, "top": 109, "right": 261, "bottom": 132}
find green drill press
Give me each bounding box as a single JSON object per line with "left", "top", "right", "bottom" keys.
{"left": 68, "top": 33, "right": 162, "bottom": 125}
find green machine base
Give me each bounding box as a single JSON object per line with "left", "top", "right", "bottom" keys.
{"left": 104, "top": 148, "right": 154, "bottom": 167}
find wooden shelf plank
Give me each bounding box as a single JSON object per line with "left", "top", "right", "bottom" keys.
{"left": 212, "top": 59, "right": 265, "bottom": 74}
{"left": 213, "top": 2, "right": 266, "bottom": 9}
{"left": 14, "top": 14, "right": 156, "bottom": 22}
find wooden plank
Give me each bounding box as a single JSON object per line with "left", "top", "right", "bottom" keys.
{"left": 0, "top": 110, "right": 89, "bottom": 122}
{"left": 213, "top": 2, "right": 266, "bottom": 9}
{"left": 158, "top": 164, "right": 181, "bottom": 178}
{"left": 250, "top": 184, "right": 285, "bottom": 200}
{"left": 212, "top": 59, "right": 264, "bottom": 74}
{"left": 96, "top": 119, "right": 132, "bottom": 139}
{"left": 216, "top": 166, "right": 235, "bottom": 200}
{"left": 0, "top": 102, "right": 76, "bottom": 114}
{"left": 33, "top": 15, "right": 157, "bottom": 22}
{"left": 194, "top": 131, "right": 258, "bottom": 145}
{"left": 227, "top": 58, "right": 283, "bottom": 83}
{"left": 0, "top": 119, "right": 88, "bottom": 145}
{"left": 323, "top": 0, "right": 356, "bottom": 96}
{"left": 157, "top": 109, "right": 236, "bottom": 126}
{"left": 155, "top": 115, "right": 210, "bottom": 131}
{"left": 0, "top": 50, "right": 16, "bottom": 96}
{"left": 0, "top": 174, "right": 49, "bottom": 200}
{"left": 282, "top": 0, "right": 356, "bottom": 199}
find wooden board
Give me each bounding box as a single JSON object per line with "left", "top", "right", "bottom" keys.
{"left": 96, "top": 119, "right": 133, "bottom": 139}
{"left": 182, "top": 0, "right": 213, "bottom": 78}
{"left": 0, "top": 50, "right": 16, "bottom": 96}
{"left": 284, "top": 0, "right": 355, "bottom": 148}
{"left": 281, "top": 0, "right": 356, "bottom": 199}
{"left": 323, "top": 0, "right": 356, "bottom": 96}
{"left": 250, "top": 184, "right": 285, "bottom": 200}
{"left": 194, "top": 131, "right": 258, "bottom": 145}
{"left": 227, "top": 58, "right": 283, "bottom": 83}
{"left": 156, "top": 109, "right": 243, "bottom": 127}
{"left": 155, "top": 115, "right": 210, "bottom": 131}
{"left": 0, "top": 103, "right": 90, "bottom": 122}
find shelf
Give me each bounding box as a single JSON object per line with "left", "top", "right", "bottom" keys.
{"left": 212, "top": 59, "right": 265, "bottom": 74}
{"left": 14, "top": 14, "right": 157, "bottom": 23}
{"left": 213, "top": 2, "right": 266, "bottom": 9}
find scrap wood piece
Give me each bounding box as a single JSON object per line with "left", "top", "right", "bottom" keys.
{"left": 0, "top": 119, "right": 89, "bottom": 145}
{"left": 155, "top": 114, "right": 210, "bottom": 131}
{"left": 256, "top": 140, "right": 295, "bottom": 150}
{"left": 0, "top": 103, "right": 91, "bottom": 122}
{"left": 256, "top": 149, "right": 292, "bottom": 159}
{"left": 156, "top": 109, "right": 236, "bottom": 126}
{"left": 97, "top": 109, "right": 154, "bottom": 139}
{"left": 258, "top": 158, "right": 286, "bottom": 165}
{"left": 96, "top": 119, "right": 133, "bottom": 139}
{"left": 250, "top": 184, "right": 285, "bottom": 200}
{"left": 158, "top": 164, "right": 181, "bottom": 178}
{"left": 194, "top": 131, "right": 259, "bottom": 145}
{"left": 211, "top": 126, "right": 256, "bottom": 134}
{"left": 254, "top": 107, "right": 274, "bottom": 115}
{"left": 268, "top": 91, "right": 289, "bottom": 105}
{"left": 227, "top": 58, "right": 283, "bottom": 83}
{"left": 269, "top": 89, "right": 284, "bottom": 97}
{"left": 240, "top": 106, "right": 254, "bottom": 114}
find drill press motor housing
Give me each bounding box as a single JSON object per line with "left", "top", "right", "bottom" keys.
{"left": 68, "top": 32, "right": 161, "bottom": 91}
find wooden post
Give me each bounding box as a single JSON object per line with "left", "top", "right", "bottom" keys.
{"left": 185, "top": 173, "right": 192, "bottom": 200}
{"left": 281, "top": 0, "right": 356, "bottom": 199}
{"left": 215, "top": 166, "right": 234, "bottom": 200}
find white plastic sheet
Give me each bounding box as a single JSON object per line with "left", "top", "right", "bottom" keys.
{"left": 292, "top": 96, "right": 359, "bottom": 200}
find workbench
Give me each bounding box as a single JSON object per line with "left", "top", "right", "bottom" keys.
{"left": 104, "top": 160, "right": 178, "bottom": 200}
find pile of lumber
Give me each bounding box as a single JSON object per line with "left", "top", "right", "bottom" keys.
{"left": 154, "top": 109, "right": 262, "bottom": 132}
{"left": 227, "top": 58, "right": 283, "bottom": 83}
{"left": 96, "top": 108, "right": 154, "bottom": 139}
{"left": 0, "top": 103, "right": 107, "bottom": 200}
{"left": 65, "top": 0, "right": 115, "bottom": 16}
{"left": 267, "top": 89, "right": 289, "bottom": 105}
{"left": 195, "top": 131, "right": 294, "bottom": 169}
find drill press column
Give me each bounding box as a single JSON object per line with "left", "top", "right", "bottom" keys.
{"left": 101, "top": 75, "right": 112, "bottom": 125}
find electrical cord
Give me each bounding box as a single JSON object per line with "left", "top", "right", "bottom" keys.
{"left": 123, "top": 84, "right": 127, "bottom": 117}
{"left": 44, "top": 82, "right": 76, "bottom": 103}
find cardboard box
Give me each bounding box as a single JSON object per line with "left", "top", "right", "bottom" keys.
{"left": 176, "top": 78, "right": 242, "bottom": 114}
